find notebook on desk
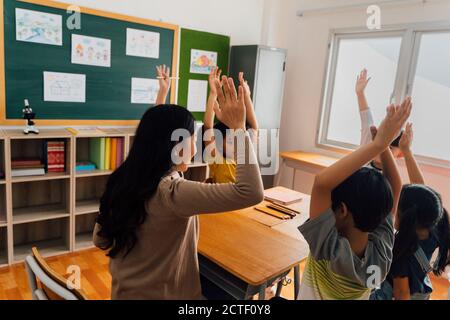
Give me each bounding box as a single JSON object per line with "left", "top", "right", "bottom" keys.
{"left": 264, "top": 186, "right": 303, "bottom": 205}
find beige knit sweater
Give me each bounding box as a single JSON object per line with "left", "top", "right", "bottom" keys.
{"left": 93, "top": 133, "right": 264, "bottom": 300}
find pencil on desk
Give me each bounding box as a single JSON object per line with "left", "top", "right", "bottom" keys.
{"left": 255, "top": 206, "right": 290, "bottom": 220}
{"left": 266, "top": 204, "right": 297, "bottom": 218}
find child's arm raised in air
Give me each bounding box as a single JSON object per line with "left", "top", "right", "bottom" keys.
{"left": 356, "top": 69, "right": 371, "bottom": 112}
{"left": 310, "top": 98, "right": 412, "bottom": 220}
{"left": 399, "top": 123, "right": 425, "bottom": 185}
{"left": 371, "top": 126, "right": 402, "bottom": 219}
{"left": 204, "top": 67, "right": 221, "bottom": 131}
{"left": 239, "top": 72, "right": 259, "bottom": 131}
{"left": 204, "top": 67, "right": 222, "bottom": 154}
{"left": 155, "top": 65, "right": 171, "bottom": 106}
{"left": 356, "top": 69, "right": 375, "bottom": 146}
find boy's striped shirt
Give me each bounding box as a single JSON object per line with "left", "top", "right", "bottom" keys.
{"left": 298, "top": 208, "right": 394, "bottom": 300}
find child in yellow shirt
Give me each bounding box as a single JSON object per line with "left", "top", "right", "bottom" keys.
{"left": 203, "top": 67, "right": 259, "bottom": 184}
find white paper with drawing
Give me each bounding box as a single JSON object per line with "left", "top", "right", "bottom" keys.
{"left": 187, "top": 80, "right": 208, "bottom": 112}
{"left": 72, "top": 34, "right": 111, "bottom": 67}
{"left": 126, "top": 28, "right": 160, "bottom": 59}
{"left": 190, "top": 49, "right": 217, "bottom": 74}
{"left": 44, "top": 72, "right": 86, "bottom": 103}
{"left": 131, "top": 78, "right": 160, "bottom": 104}
{"left": 16, "top": 8, "right": 62, "bottom": 46}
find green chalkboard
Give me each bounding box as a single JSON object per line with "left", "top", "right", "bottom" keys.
{"left": 3, "top": 0, "right": 178, "bottom": 122}
{"left": 177, "top": 28, "right": 230, "bottom": 121}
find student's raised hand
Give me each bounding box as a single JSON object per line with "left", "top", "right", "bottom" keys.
{"left": 213, "top": 76, "right": 246, "bottom": 130}
{"left": 239, "top": 72, "right": 251, "bottom": 97}
{"left": 156, "top": 65, "right": 171, "bottom": 93}
{"left": 399, "top": 122, "right": 414, "bottom": 153}
{"left": 208, "top": 67, "right": 222, "bottom": 96}
{"left": 355, "top": 69, "right": 371, "bottom": 95}
{"left": 374, "top": 97, "right": 412, "bottom": 149}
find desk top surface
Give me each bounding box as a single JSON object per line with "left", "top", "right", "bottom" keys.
{"left": 198, "top": 192, "right": 311, "bottom": 286}
{"left": 280, "top": 151, "right": 339, "bottom": 169}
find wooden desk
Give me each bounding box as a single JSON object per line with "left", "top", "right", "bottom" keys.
{"left": 276, "top": 151, "right": 339, "bottom": 188}
{"left": 198, "top": 192, "right": 311, "bottom": 300}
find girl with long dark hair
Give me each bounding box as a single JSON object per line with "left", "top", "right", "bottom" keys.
{"left": 372, "top": 124, "right": 449, "bottom": 300}
{"left": 93, "top": 74, "right": 264, "bottom": 300}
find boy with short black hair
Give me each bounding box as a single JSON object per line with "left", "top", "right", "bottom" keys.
{"left": 298, "top": 98, "right": 412, "bottom": 300}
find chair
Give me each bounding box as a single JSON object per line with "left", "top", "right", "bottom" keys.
{"left": 25, "top": 247, "right": 88, "bottom": 300}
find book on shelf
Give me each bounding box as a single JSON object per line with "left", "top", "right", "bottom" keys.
{"left": 12, "top": 168, "right": 46, "bottom": 177}
{"left": 44, "top": 140, "right": 65, "bottom": 173}
{"left": 86, "top": 137, "right": 124, "bottom": 173}
{"left": 110, "top": 138, "right": 117, "bottom": 170}
{"left": 76, "top": 162, "right": 97, "bottom": 172}
{"left": 116, "top": 138, "right": 124, "bottom": 167}
{"left": 89, "top": 137, "right": 106, "bottom": 170}
{"left": 12, "top": 157, "right": 45, "bottom": 177}
{"left": 264, "top": 186, "right": 303, "bottom": 205}
{"left": 104, "top": 137, "right": 111, "bottom": 171}
{"left": 67, "top": 127, "right": 104, "bottom": 136}
{"left": 11, "top": 159, "right": 42, "bottom": 167}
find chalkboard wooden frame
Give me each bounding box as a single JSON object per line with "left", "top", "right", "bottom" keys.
{"left": 0, "top": 0, "right": 179, "bottom": 125}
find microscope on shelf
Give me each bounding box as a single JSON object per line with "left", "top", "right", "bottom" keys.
{"left": 22, "top": 99, "right": 39, "bottom": 135}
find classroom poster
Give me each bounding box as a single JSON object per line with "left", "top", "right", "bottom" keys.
{"left": 71, "top": 34, "right": 111, "bottom": 67}
{"left": 187, "top": 80, "right": 208, "bottom": 112}
{"left": 126, "top": 28, "right": 160, "bottom": 59}
{"left": 131, "top": 78, "right": 160, "bottom": 104}
{"left": 16, "top": 8, "right": 62, "bottom": 46}
{"left": 43, "top": 71, "right": 86, "bottom": 103}
{"left": 190, "top": 49, "right": 217, "bottom": 74}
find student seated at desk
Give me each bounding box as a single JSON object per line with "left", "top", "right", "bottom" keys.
{"left": 298, "top": 98, "right": 412, "bottom": 300}
{"left": 203, "top": 67, "right": 259, "bottom": 183}
{"left": 93, "top": 73, "right": 264, "bottom": 300}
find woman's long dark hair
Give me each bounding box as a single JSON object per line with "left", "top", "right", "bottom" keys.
{"left": 97, "top": 105, "right": 195, "bottom": 258}
{"left": 393, "top": 184, "right": 449, "bottom": 276}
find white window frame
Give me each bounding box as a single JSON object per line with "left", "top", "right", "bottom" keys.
{"left": 317, "top": 21, "right": 450, "bottom": 169}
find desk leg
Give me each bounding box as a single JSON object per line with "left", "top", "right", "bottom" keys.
{"left": 259, "top": 283, "right": 267, "bottom": 300}
{"left": 291, "top": 169, "right": 296, "bottom": 190}
{"left": 275, "top": 281, "right": 283, "bottom": 297}
{"left": 294, "top": 265, "right": 301, "bottom": 300}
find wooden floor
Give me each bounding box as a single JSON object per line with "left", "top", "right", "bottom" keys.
{"left": 0, "top": 248, "right": 448, "bottom": 300}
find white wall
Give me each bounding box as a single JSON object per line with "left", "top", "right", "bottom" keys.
{"left": 55, "top": 0, "right": 265, "bottom": 45}
{"left": 262, "top": 0, "right": 450, "bottom": 205}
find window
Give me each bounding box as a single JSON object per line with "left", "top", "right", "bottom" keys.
{"left": 408, "top": 32, "right": 450, "bottom": 162}
{"left": 319, "top": 24, "right": 450, "bottom": 165}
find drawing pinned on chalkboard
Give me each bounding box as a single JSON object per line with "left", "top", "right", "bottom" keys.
{"left": 43, "top": 71, "right": 86, "bottom": 103}
{"left": 72, "top": 34, "right": 111, "bottom": 67}
{"left": 190, "top": 49, "right": 217, "bottom": 74}
{"left": 16, "top": 8, "right": 62, "bottom": 46}
{"left": 126, "top": 28, "right": 160, "bottom": 59}
{"left": 131, "top": 78, "right": 160, "bottom": 104}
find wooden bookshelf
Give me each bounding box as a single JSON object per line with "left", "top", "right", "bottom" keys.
{"left": 0, "top": 127, "right": 209, "bottom": 264}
